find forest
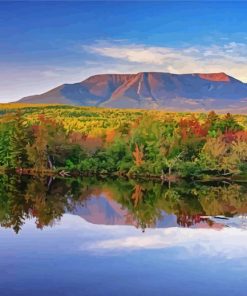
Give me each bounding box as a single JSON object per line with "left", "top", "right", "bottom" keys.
{"left": 1, "top": 104, "right": 247, "bottom": 181}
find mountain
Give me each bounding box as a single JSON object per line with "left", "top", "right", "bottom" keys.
{"left": 73, "top": 195, "right": 134, "bottom": 226}
{"left": 18, "top": 72, "right": 247, "bottom": 111}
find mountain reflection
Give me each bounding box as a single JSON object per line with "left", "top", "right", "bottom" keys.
{"left": 1, "top": 174, "right": 247, "bottom": 233}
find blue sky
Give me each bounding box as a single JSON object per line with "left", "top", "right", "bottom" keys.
{"left": 1, "top": 1, "right": 247, "bottom": 102}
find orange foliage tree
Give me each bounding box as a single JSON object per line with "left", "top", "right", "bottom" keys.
{"left": 132, "top": 144, "right": 144, "bottom": 166}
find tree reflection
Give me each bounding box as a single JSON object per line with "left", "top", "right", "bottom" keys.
{"left": 1, "top": 174, "right": 247, "bottom": 233}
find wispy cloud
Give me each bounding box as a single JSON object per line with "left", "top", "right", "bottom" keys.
{"left": 82, "top": 227, "right": 247, "bottom": 259}
{"left": 62, "top": 215, "right": 247, "bottom": 259}
{"left": 2, "top": 40, "right": 247, "bottom": 102}
{"left": 83, "top": 40, "right": 247, "bottom": 82}
{"left": 20, "top": 214, "right": 247, "bottom": 260}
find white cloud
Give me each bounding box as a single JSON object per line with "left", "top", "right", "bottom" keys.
{"left": 13, "top": 214, "right": 247, "bottom": 260}
{"left": 82, "top": 227, "right": 247, "bottom": 259}
{"left": 2, "top": 40, "right": 247, "bottom": 103}
{"left": 83, "top": 40, "right": 247, "bottom": 82}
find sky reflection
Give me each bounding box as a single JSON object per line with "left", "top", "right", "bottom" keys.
{"left": 54, "top": 214, "right": 247, "bottom": 259}
{"left": 2, "top": 176, "right": 247, "bottom": 295}
{"left": 2, "top": 214, "right": 247, "bottom": 260}
{"left": 1, "top": 214, "right": 247, "bottom": 296}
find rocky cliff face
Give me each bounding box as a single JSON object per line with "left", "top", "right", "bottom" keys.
{"left": 19, "top": 72, "right": 247, "bottom": 111}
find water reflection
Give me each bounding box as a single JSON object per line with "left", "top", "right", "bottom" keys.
{"left": 1, "top": 174, "right": 247, "bottom": 233}
{"left": 2, "top": 175, "right": 247, "bottom": 296}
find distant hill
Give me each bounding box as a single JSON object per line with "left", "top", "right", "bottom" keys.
{"left": 18, "top": 72, "right": 247, "bottom": 111}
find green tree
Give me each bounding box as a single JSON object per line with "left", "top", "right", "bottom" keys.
{"left": 9, "top": 113, "right": 30, "bottom": 168}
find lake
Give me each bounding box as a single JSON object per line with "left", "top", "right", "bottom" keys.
{"left": 1, "top": 175, "right": 247, "bottom": 295}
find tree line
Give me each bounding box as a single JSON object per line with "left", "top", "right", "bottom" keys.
{"left": 1, "top": 105, "right": 247, "bottom": 179}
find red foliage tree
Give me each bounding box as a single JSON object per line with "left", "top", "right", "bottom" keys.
{"left": 179, "top": 117, "right": 208, "bottom": 141}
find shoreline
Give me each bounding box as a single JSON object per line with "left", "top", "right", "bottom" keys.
{"left": 1, "top": 167, "right": 246, "bottom": 183}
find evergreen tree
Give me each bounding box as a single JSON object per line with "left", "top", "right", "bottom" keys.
{"left": 9, "top": 112, "right": 30, "bottom": 168}
{"left": 0, "top": 123, "right": 13, "bottom": 167}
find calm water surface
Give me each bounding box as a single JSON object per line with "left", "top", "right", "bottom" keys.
{"left": 1, "top": 175, "right": 247, "bottom": 295}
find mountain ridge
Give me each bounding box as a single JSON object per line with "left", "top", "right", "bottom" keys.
{"left": 18, "top": 72, "right": 247, "bottom": 111}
